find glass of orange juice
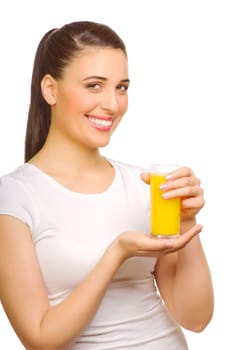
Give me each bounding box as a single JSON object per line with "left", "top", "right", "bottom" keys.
{"left": 150, "top": 164, "right": 181, "bottom": 238}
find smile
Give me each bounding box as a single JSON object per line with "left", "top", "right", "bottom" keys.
{"left": 88, "top": 116, "right": 112, "bottom": 126}
{"left": 86, "top": 115, "right": 113, "bottom": 131}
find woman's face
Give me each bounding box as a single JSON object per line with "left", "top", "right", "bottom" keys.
{"left": 49, "top": 48, "right": 129, "bottom": 149}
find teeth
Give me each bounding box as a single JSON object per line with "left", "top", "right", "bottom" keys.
{"left": 88, "top": 117, "right": 112, "bottom": 127}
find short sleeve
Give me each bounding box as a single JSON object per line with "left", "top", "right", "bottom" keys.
{"left": 0, "top": 175, "right": 34, "bottom": 231}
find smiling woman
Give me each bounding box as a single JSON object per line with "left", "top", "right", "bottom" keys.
{"left": 0, "top": 21, "right": 213, "bottom": 350}
{"left": 40, "top": 47, "right": 129, "bottom": 153}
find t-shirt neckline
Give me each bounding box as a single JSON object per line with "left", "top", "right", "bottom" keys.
{"left": 23, "top": 159, "right": 119, "bottom": 198}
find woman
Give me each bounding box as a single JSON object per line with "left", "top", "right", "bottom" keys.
{"left": 0, "top": 21, "right": 214, "bottom": 349}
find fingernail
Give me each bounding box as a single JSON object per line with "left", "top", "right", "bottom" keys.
{"left": 162, "top": 192, "right": 170, "bottom": 199}
{"left": 165, "top": 174, "right": 173, "bottom": 180}
{"left": 160, "top": 184, "right": 167, "bottom": 190}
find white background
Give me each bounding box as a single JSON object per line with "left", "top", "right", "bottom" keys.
{"left": 0, "top": 0, "right": 246, "bottom": 348}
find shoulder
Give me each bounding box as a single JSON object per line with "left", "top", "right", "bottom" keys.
{"left": 1, "top": 165, "right": 26, "bottom": 189}
{"left": 109, "top": 158, "right": 148, "bottom": 177}
{"left": 0, "top": 164, "right": 32, "bottom": 193}
{"left": 109, "top": 158, "right": 149, "bottom": 194}
{"left": 0, "top": 165, "right": 37, "bottom": 230}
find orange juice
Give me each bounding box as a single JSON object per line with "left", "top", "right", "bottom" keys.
{"left": 150, "top": 166, "right": 181, "bottom": 238}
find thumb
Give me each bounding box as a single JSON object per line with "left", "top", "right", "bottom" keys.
{"left": 140, "top": 172, "right": 150, "bottom": 184}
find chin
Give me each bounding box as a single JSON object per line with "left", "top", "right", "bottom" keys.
{"left": 92, "top": 137, "right": 111, "bottom": 149}
{"left": 97, "top": 141, "right": 110, "bottom": 148}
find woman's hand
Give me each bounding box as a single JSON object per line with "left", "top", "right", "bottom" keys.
{"left": 115, "top": 224, "right": 202, "bottom": 260}
{"left": 141, "top": 166, "right": 205, "bottom": 223}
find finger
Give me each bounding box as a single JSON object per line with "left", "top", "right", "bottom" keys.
{"left": 139, "top": 224, "right": 202, "bottom": 252}
{"left": 140, "top": 172, "right": 150, "bottom": 184}
{"left": 165, "top": 224, "right": 203, "bottom": 252}
{"left": 161, "top": 176, "right": 201, "bottom": 191}
{"left": 182, "top": 197, "right": 205, "bottom": 209}
{"left": 137, "top": 234, "right": 176, "bottom": 252}
{"left": 138, "top": 225, "right": 202, "bottom": 256}
{"left": 166, "top": 166, "right": 194, "bottom": 181}
{"left": 162, "top": 185, "right": 202, "bottom": 199}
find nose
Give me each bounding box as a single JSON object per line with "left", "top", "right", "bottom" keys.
{"left": 101, "top": 88, "right": 119, "bottom": 114}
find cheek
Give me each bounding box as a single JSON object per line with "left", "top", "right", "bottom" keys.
{"left": 75, "top": 92, "right": 104, "bottom": 113}
{"left": 119, "top": 96, "right": 128, "bottom": 114}
{"left": 58, "top": 87, "right": 99, "bottom": 112}
{"left": 56, "top": 92, "right": 79, "bottom": 114}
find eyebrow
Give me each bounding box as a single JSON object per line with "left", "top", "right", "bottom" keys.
{"left": 82, "top": 75, "right": 130, "bottom": 83}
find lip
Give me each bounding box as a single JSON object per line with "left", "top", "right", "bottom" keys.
{"left": 85, "top": 114, "right": 113, "bottom": 132}
{"left": 86, "top": 114, "right": 113, "bottom": 121}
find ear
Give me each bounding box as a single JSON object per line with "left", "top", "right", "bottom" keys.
{"left": 41, "top": 74, "right": 57, "bottom": 105}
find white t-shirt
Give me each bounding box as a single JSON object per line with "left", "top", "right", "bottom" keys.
{"left": 0, "top": 159, "right": 188, "bottom": 349}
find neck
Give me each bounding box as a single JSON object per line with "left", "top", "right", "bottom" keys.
{"left": 29, "top": 133, "right": 106, "bottom": 174}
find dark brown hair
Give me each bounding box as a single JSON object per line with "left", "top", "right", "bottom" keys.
{"left": 24, "top": 21, "right": 127, "bottom": 162}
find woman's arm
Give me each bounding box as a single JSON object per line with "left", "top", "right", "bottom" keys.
{"left": 0, "top": 215, "right": 125, "bottom": 350}
{"left": 154, "top": 219, "right": 214, "bottom": 332}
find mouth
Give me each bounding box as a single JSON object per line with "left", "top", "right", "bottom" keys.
{"left": 86, "top": 115, "right": 113, "bottom": 131}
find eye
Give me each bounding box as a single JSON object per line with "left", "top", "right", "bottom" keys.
{"left": 86, "top": 83, "right": 102, "bottom": 91}
{"left": 117, "top": 84, "right": 129, "bottom": 92}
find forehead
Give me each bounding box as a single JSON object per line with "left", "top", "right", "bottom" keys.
{"left": 63, "top": 47, "right": 128, "bottom": 78}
